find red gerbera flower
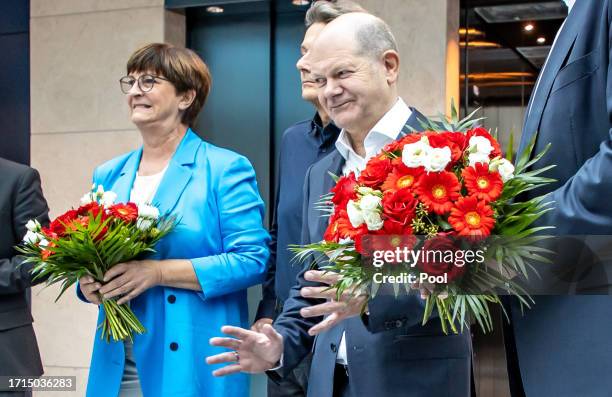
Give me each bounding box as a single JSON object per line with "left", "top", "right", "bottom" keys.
{"left": 108, "top": 203, "right": 138, "bottom": 223}
{"left": 416, "top": 171, "right": 461, "bottom": 214}
{"left": 448, "top": 196, "right": 495, "bottom": 240}
{"left": 381, "top": 159, "right": 424, "bottom": 192}
{"left": 47, "top": 209, "right": 79, "bottom": 237}
{"left": 462, "top": 162, "right": 503, "bottom": 202}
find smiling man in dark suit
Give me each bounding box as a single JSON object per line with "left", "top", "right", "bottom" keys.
{"left": 208, "top": 12, "right": 471, "bottom": 397}
{"left": 0, "top": 157, "right": 49, "bottom": 397}
{"left": 506, "top": 0, "right": 612, "bottom": 396}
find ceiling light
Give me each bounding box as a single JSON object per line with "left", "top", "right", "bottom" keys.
{"left": 206, "top": 6, "right": 224, "bottom": 14}
{"left": 537, "top": 36, "right": 546, "bottom": 44}
{"left": 292, "top": 0, "right": 310, "bottom": 5}
{"left": 524, "top": 23, "right": 534, "bottom": 32}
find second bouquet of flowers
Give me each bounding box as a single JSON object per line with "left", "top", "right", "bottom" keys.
{"left": 18, "top": 185, "right": 177, "bottom": 342}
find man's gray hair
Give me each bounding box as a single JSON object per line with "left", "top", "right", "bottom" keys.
{"left": 304, "top": 0, "right": 366, "bottom": 28}
{"left": 354, "top": 16, "right": 398, "bottom": 59}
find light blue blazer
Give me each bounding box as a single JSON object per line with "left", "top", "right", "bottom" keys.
{"left": 82, "top": 129, "right": 269, "bottom": 397}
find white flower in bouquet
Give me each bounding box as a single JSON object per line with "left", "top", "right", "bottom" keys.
{"left": 23, "top": 230, "right": 43, "bottom": 244}
{"left": 347, "top": 200, "right": 365, "bottom": 228}
{"left": 402, "top": 136, "right": 430, "bottom": 168}
{"left": 39, "top": 238, "right": 49, "bottom": 247}
{"left": 136, "top": 218, "right": 154, "bottom": 231}
{"left": 468, "top": 136, "right": 494, "bottom": 156}
{"left": 359, "top": 194, "right": 382, "bottom": 212}
{"left": 423, "top": 146, "right": 452, "bottom": 172}
{"left": 137, "top": 203, "right": 160, "bottom": 220}
{"left": 362, "top": 210, "right": 384, "bottom": 231}
{"left": 80, "top": 192, "right": 95, "bottom": 206}
{"left": 490, "top": 158, "right": 515, "bottom": 182}
{"left": 25, "top": 219, "right": 41, "bottom": 232}
{"left": 468, "top": 152, "right": 491, "bottom": 167}
{"left": 100, "top": 191, "right": 118, "bottom": 208}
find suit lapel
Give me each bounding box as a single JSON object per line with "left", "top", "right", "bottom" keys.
{"left": 112, "top": 148, "right": 142, "bottom": 203}
{"left": 151, "top": 129, "right": 200, "bottom": 214}
{"left": 519, "top": 4, "right": 582, "bottom": 156}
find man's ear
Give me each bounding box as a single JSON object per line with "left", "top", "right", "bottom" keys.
{"left": 382, "top": 50, "right": 400, "bottom": 85}
{"left": 179, "top": 89, "right": 196, "bottom": 110}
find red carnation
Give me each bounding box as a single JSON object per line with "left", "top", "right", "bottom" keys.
{"left": 108, "top": 203, "right": 138, "bottom": 223}
{"left": 416, "top": 171, "right": 461, "bottom": 214}
{"left": 417, "top": 233, "right": 466, "bottom": 283}
{"left": 331, "top": 172, "right": 358, "bottom": 209}
{"left": 466, "top": 127, "right": 502, "bottom": 158}
{"left": 449, "top": 196, "right": 495, "bottom": 240}
{"left": 77, "top": 202, "right": 106, "bottom": 219}
{"left": 358, "top": 156, "right": 393, "bottom": 188}
{"left": 382, "top": 159, "right": 423, "bottom": 192}
{"left": 47, "top": 209, "right": 79, "bottom": 237}
{"left": 462, "top": 163, "right": 503, "bottom": 202}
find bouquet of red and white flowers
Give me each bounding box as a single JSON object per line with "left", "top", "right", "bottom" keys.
{"left": 294, "top": 108, "right": 554, "bottom": 334}
{"left": 18, "top": 185, "right": 176, "bottom": 342}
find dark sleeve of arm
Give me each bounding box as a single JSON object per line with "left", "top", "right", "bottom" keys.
{"left": 0, "top": 167, "right": 50, "bottom": 294}
{"left": 271, "top": 164, "right": 324, "bottom": 377}
{"left": 532, "top": 17, "right": 612, "bottom": 234}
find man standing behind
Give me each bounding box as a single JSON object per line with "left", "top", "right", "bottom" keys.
{"left": 253, "top": 1, "right": 364, "bottom": 396}
{"left": 506, "top": 0, "right": 612, "bottom": 396}
{"left": 210, "top": 12, "right": 471, "bottom": 397}
{"left": 0, "top": 157, "right": 49, "bottom": 397}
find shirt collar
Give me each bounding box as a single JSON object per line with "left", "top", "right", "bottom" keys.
{"left": 335, "top": 98, "right": 411, "bottom": 163}
{"left": 311, "top": 112, "right": 341, "bottom": 148}
{"left": 563, "top": 0, "right": 575, "bottom": 12}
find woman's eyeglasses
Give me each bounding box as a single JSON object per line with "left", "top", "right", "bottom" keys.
{"left": 119, "top": 74, "right": 169, "bottom": 94}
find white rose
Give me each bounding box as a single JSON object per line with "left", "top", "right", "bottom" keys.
{"left": 39, "top": 238, "right": 49, "bottom": 247}
{"left": 80, "top": 192, "right": 95, "bottom": 206}
{"left": 359, "top": 194, "right": 382, "bottom": 212}
{"left": 347, "top": 200, "right": 365, "bottom": 228}
{"left": 422, "top": 146, "right": 452, "bottom": 172}
{"left": 100, "top": 191, "right": 117, "bottom": 208}
{"left": 137, "top": 218, "right": 154, "bottom": 231}
{"left": 357, "top": 186, "right": 374, "bottom": 196}
{"left": 469, "top": 136, "right": 493, "bottom": 156}
{"left": 468, "top": 152, "right": 490, "bottom": 167}
{"left": 23, "top": 230, "right": 41, "bottom": 244}
{"left": 362, "top": 210, "right": 384, "bottom": 231}
{"left": 497, "top": 158, "right": 515, "bottom": 182}
{"left": 138, "top": 203, "right": 160, "bottom": 219}
{"left": 402, "top": 137, "right": 430, "bottom": 168}
{"left": 25, "top": 219, "right": 40, "bottom": 232}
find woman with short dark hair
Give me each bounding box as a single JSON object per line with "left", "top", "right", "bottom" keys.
{"left": 78, "top": 42, "right": 269, "bottom": 397}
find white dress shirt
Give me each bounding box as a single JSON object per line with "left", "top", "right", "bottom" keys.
{"left": 335, "top": 97, "right": 412, "bottom": 365}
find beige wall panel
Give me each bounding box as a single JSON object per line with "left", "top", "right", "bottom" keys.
{"left": 33, "top": 365, "right": 90, "bottom": 397}
{"left": 31, "top": 7, "right": 165, "bottom": 134}
{"left": 357, "top": 0, "right": 459, "bottom": 116}
{"left": 31, "top": 0, "right": 163, "bottom": 18}
{"left": 31, "top": 130, "right": 142, "bottom": 218}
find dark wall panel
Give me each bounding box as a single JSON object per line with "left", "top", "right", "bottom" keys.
{"left": 0, "top": 0, "right": 29, "bottom": 166}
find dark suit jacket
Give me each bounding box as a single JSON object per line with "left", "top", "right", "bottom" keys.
{"left": 510, "top": 1, "right": 612, "bottom": 396}
{"left": 273, "top": 108, "right": 472, "bottom": 397}
{"left": 0, "top": 157, "right": 49, "bottom": 378}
